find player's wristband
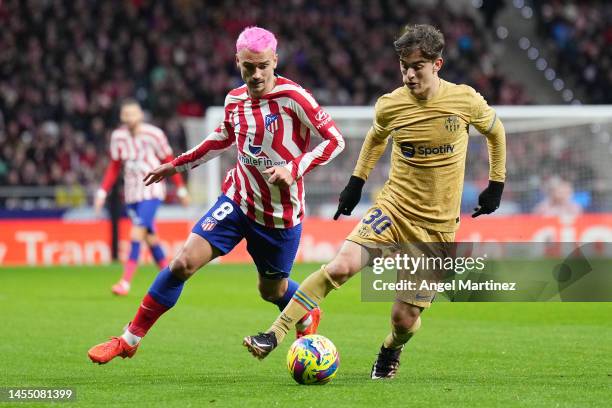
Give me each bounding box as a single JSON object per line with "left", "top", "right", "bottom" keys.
{"left": 95, "top": 189, "right": 107, "bottom": 200}
{"left": 177, "top": 186, "right": 188, "bottom": 198}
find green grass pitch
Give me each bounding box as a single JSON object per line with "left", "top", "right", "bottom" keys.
{"left": 1, "top": 264, "right": 611, "bottom": 407}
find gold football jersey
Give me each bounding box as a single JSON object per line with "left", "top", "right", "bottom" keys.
{"left": 353, "top": 79, "right": 506, "bottom": 232}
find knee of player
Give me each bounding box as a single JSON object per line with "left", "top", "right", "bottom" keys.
{"left": 169, "top": 256, "right": 197, "bottom": 280}
{"left": 145, "top": 233, "right": 159, "bottom": 246}
{"left": 258, "top": 290, "right": 282, "bottom": 303}
{"left": 257, "top": 283, "right": 284, "bottom": 302}
{"left": 391, "top": 308, "right": 422, "bottom": 332}
{"left": 130, "top": 226, "right": 148, "bottom": 241}
{"left": 327, "top": 258, "right": 356, "bottom": 285}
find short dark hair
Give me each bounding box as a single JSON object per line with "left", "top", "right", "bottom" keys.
{"left": 120, "top": 98, "right": 141, "bottom": 109}
{"left": 394, "top": 24, "right": 445, "bottom": 60}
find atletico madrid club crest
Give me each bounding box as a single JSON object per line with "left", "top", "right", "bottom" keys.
{"left": 265, "top": 113, "right": 279, "bottom": 133}
{"left": 200, "top": 216, "right": 218, "bottom": 231}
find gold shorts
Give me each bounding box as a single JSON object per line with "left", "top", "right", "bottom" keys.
{"left": 347, "top": 202, "right": 455, "bottom": 308}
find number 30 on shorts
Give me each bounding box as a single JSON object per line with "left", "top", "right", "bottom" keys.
{"left": 362, "top": 208, "right": 392, "bottom": 234}
{"left": 212, "top": 202, "right": 234, "bottom": 221}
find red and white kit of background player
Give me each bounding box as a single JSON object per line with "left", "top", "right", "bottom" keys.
{"left": 88, "top": 26, "right": 344, "bottom": 364}
{"left": 95, "top": 100, "right": 190, "bottom": 296}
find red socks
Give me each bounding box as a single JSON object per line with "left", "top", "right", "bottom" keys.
{"left": 128, "top": 294, "right": 170, "bottom": 337}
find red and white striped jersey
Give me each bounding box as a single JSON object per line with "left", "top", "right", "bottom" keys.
{"left": 173, "top": 76, "right": 345, "bottom": 228}
{"left": 100, "top": 123, "right": 183, "bottom": 203}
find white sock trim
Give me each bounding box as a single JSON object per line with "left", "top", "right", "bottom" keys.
{"left": 116, "top": 280, "right": 131, "bottom": 290}
{"left": 121, "top": 329, "right": 141, "bottom": 346}
{"left": 295, "top": 315, "right": 313, "bottom": 331}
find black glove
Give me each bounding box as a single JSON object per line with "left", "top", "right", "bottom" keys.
{"left": 334, "top": 176, "right": 365, "bottom": 220}
{"left": 472, "top": 180, "right": 504, "bottom": 218}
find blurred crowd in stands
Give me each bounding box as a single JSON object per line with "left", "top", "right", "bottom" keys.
{"left": 0, "top": 0, "right": 607, "bottom": 214}
{"left": 461, "top": 127, "right": 601, "bottom": 215}
{"left": 534, "top": 0, "right": 612, "bottom": 104}
{"left": 301, "top": 123, "right": 604, "bottom": 218}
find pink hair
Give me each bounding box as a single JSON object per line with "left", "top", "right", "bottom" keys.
{"left": 236, "top": 26, "right": 277, "bottom": 53}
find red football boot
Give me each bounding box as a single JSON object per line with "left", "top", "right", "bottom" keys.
{"left": 296, "top": 307, "right": 321, "bottom": 338}
{"left": 88, "top": 337, "right": 139, "bottom": 364}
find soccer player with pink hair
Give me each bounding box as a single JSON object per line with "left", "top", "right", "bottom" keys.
{"left": 88, "top": 26, "right": 345, "bottom": 364}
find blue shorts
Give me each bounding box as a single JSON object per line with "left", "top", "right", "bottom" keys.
{"left": 192, "top": 195, "right": 302, "bottom": 279}
{"left": 126, "top": 199, "right": 162, "bottom": 233}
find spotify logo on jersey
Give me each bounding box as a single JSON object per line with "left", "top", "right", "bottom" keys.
{"left": 400, "top": 142, "right": 416, "bottom": 158}
{"left": 400, "top": 142, "right": 455, "bottom": 158}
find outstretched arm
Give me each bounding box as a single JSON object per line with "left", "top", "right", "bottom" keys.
{"left": 282, "top": 92, "right": 345, "bottom": 181}
{"left": 143, "top": 162, "right": 178, "bottom": 186}
{"left": 161, "top": 155, "right": 190, "bottom": 206}
{"left": 334, "top": 97, "right": 391, "bottom": 219}
{"left": 172, "top": 125, "right": 235, "bottom": 172}
{"left": 334, "top": 128, "right": 389, "bottom": 219}
{"left": 143, "top": 118, "right": 235, "bottom": 186}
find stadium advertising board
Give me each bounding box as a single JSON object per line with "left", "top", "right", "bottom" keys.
{"left": 1, "top": 215, "right": 612, "bottom": 266}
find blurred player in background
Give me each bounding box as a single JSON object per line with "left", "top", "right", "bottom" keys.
{"left": 244, "top": 24, "right": 507, "bottom": 379}
{"left": 533, "top": 176, "right": 583, "bottom": 217}
{"left": 95, "top": 100, "right": 190, "bottom": 296}
{"left": 88, "top": 26, "right": 345, "bottom": 364}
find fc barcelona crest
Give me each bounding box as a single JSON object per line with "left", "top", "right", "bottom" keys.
{"left": 358, "top": 224, "right": 371, "bottom": 238}
{"left": 444, "top": 115, "right": 461, "bottom": 133}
